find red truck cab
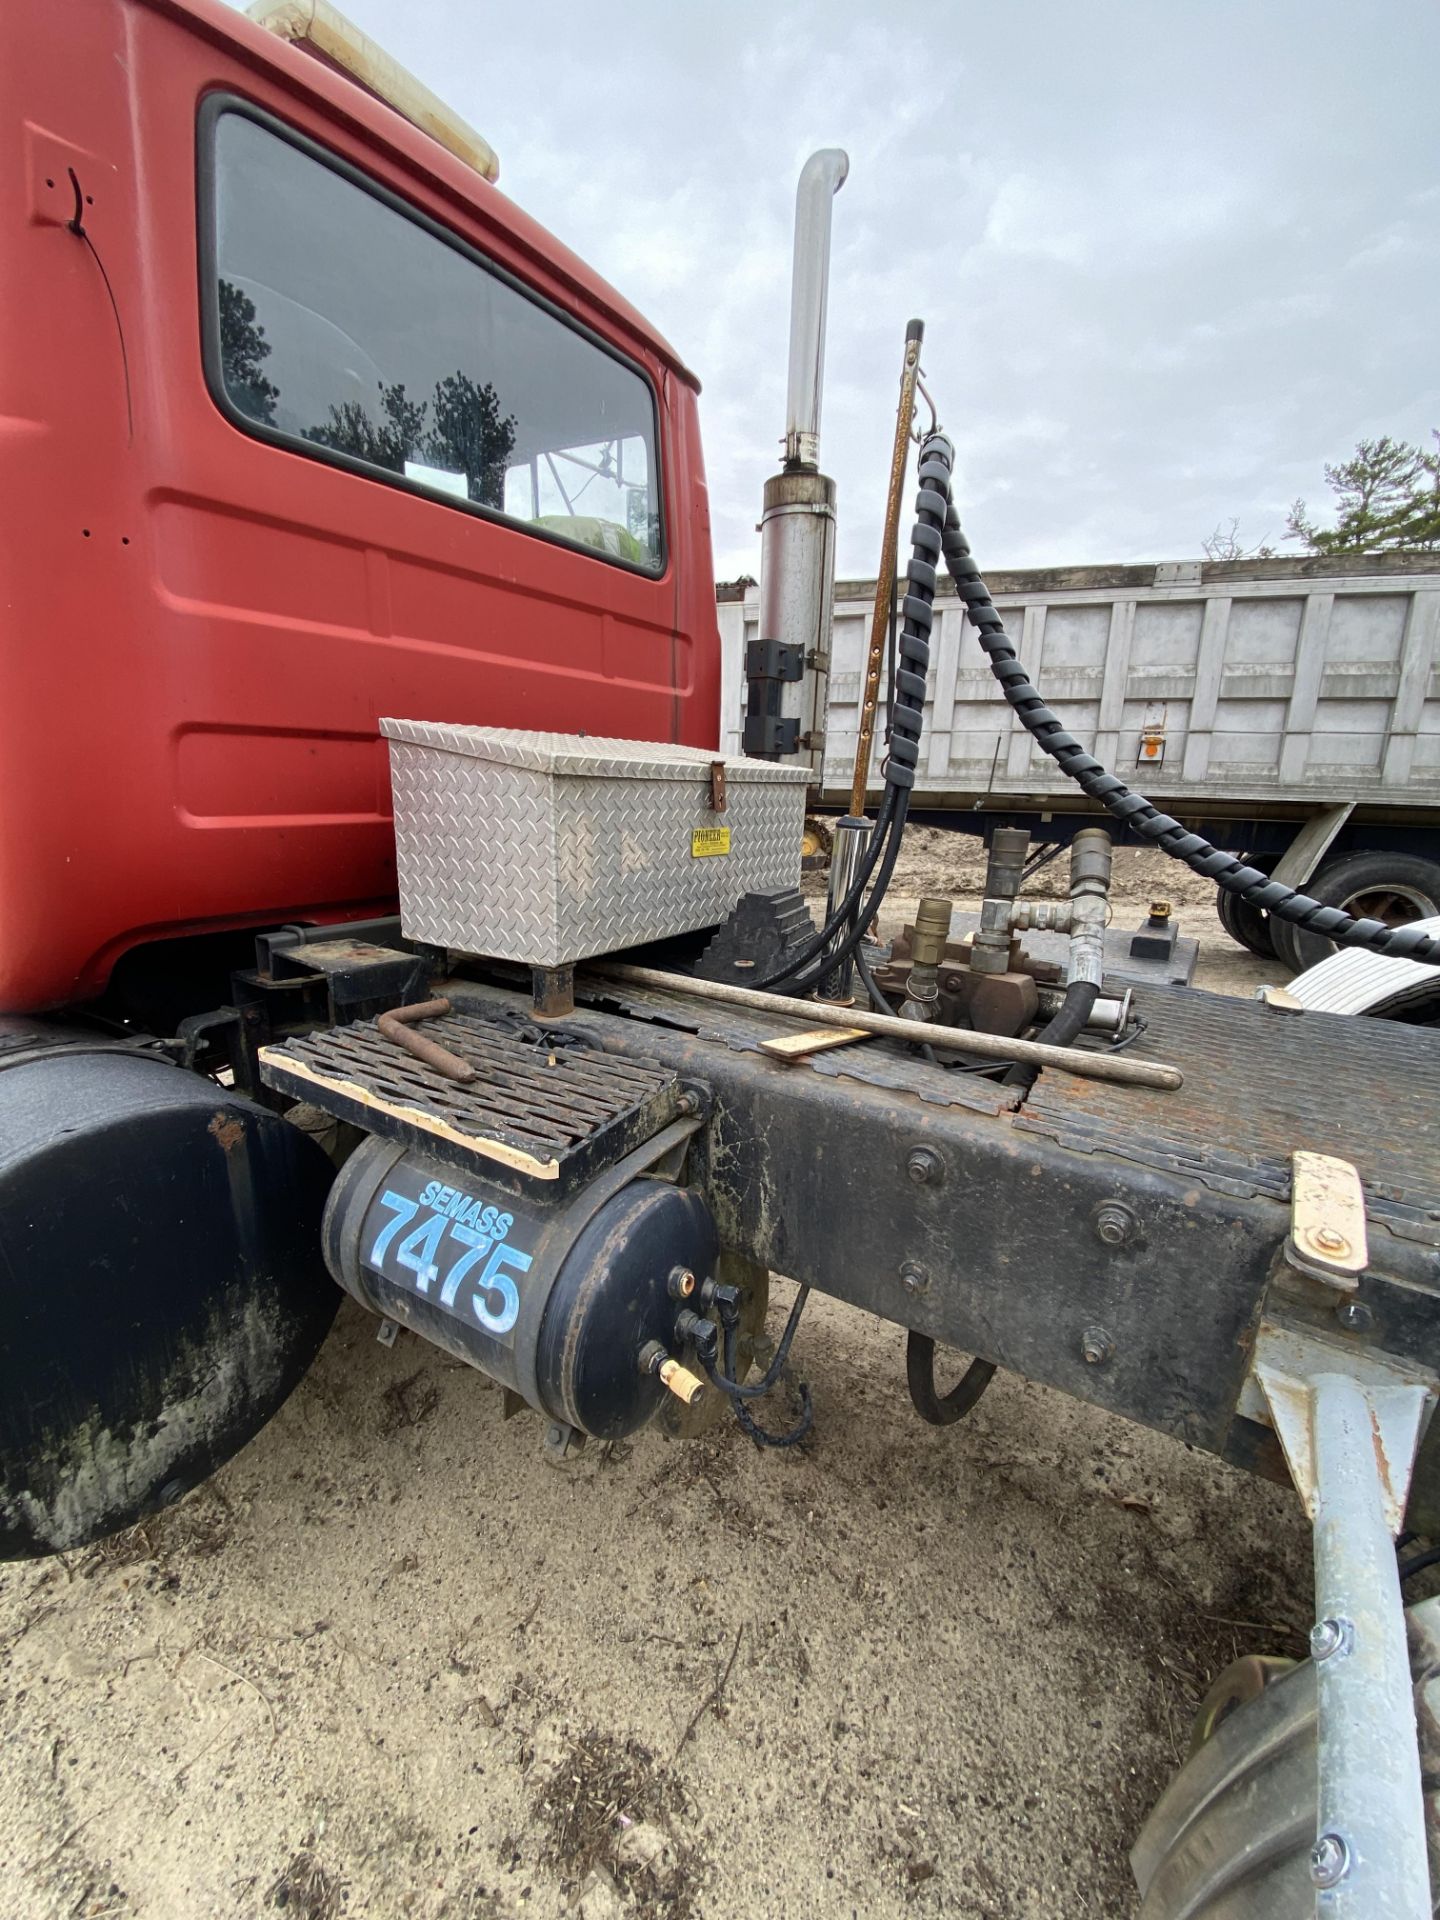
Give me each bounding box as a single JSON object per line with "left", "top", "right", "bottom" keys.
{"left": 1, "top": 0, "right": 720, "bottom": 1015}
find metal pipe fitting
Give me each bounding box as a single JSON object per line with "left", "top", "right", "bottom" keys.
{"left": 902, "top": 895, "right": 951, "bottom": 1020}
{"left": 970, "top": 895, "right": 1013, "bottom": 976}
{"left": 818, "top": 815, "right": 871, "bottom": 1001}
{"left": 911, "top": 895, "right": 951, "bottom": 970}
{"left": 1034, "top": 985, "right": 1133, "bottom": 1034}
{"left": 1009, "top": 900, "right": 1074, "bottom": 934}
{"left": 971, "top": 831, "right": 1031, "bottom": 975}
{"left": 784, "top": 149, "right": 849, "bottom": 469}
{"left": 1065, "top": 828, "right": 1113, "bottom": 991}
{"left": 984, "top": 828, "right": 1029, "bottom": 903}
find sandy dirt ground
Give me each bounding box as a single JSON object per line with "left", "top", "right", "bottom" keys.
{"left": 0, "top": 844, "right": 1313, "bottom": 1920}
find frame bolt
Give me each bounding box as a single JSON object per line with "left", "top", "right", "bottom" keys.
{"left": 543, "top": 1421, "right": 582, "bottom": 1462}
{"left": 1094, "top": 1203, "right": 1137, "bottom": 1248}
{"left": 1309, "top": 1225, "right": 1350, "bottom": 1257}
{"left": 1309, "top": 1617, "right": 1353, "bottom": 1662}
{"left": 1081, "top": 1325, "right": 1114, "bottom": 1365}
{"left": 907, "top": 1147, "right": 943, "bottom": 1187}
{"left": 1334, "top": 1298, "right": 1373, "bottom": 1333}
{"left": 900, "top": 1260, "right": 930, "bottom": 1297}
{"left": 1082, "top": 1320, "right": 1113, "bottom": 1367}
{"left": 1310, "top": 1833, "right": 1350, "bottom": 1890}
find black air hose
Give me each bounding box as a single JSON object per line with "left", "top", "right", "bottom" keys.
{"left": 1002, "top": 979, "right": 1099, "bottom": 1091}
{"left": 906, "top": 1335, "right": 996, "bottom": 1425}
{"left": 931, "top": 460, "right": 1440, "bottom": 964}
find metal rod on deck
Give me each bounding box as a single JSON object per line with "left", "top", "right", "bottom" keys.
{"left": 590, "top": 963, "right": 1182, "bottom": 1090}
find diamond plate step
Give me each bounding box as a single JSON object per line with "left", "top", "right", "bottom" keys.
{"left": 260, "top": 1009, "right": 684, "bottom": 1187}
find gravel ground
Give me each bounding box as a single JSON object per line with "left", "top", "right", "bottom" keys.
{"left": 0, "top": 843, "right": 1313, "bottom": 1920}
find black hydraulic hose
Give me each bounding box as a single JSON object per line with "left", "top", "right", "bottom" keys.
{"left": 774, "top": 792, "right": 916, "bottom": 998}
{"left": 750, "top": 437, "right": 957, "bottom": 992}
{"left": 935, "top": 482, "right": 1440, "bottom": 964}
{"left": 704, "top": 1284, "right": 811, "bottom": 1400}
{"left": 1002, "top": 979, "right": 1099, "bottom": 1091}
{"left": 746, "top": 786, "right": 901, "bottom": 991}
{"left": 906, "top": 1335, "right": 996, "bottom": 1425}
{"left": 1400, "top": 1544, "right": 1440, "bottom": 1584}
{"left": 701, "top": 1299, "right": 813, "bottom": 1448}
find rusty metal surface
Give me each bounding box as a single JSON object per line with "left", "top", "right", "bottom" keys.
{"left": 1016, "top": 986, "right": 1440, "bottom": 1245}
{"left": 376, "top": 997, "right": 475, "bottom": 1082}
{"left": 1286, "top": 1149, "right": 1369, "bottom": 1287}
{"left": 564, "top": 975, "right": 1018, "bottom": 1116}
{"left": 260, "top": 1008, "right": 681, "bottom": 1186}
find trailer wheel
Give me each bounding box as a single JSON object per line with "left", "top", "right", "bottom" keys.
{"left": 1274, "top": 849, "right": 1440, "bottom": 974}
{"left": 1132, "top": 1597, "right": 1440, "bottom": 1916}
{"left": 801, "top": 816, "right": 833, "bottom": 870}
{"left": 1215, "top": 853, "right": 1277, "bottom": 958}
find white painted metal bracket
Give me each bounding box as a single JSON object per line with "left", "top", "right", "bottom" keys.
{"left": 1253, "top": 1322, "right": 1436, "bottom": 1914}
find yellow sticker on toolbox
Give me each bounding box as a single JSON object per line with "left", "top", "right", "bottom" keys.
{"left": 691, "top": 826, "right": 731, "bottom": 858}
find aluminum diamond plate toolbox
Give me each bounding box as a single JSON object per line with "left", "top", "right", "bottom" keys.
{"left": 381, "top": 722, "right": 810, "bottom": 967}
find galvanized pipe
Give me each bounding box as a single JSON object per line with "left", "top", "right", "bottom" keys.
{"left": 1308, "top": 1370, "right": 1431, "bottom": 1917}
{"left": 591, "top": 963, "right": 1183, "bottom": 1090}
{"left": 818, "top": 814, "right": 871, "bottom": 1002}
{"left": 1066, "top": 828, "right": 1113, "bottom": 992}
{"left": 784, "top": 149, "right": 849, "bottom": 469}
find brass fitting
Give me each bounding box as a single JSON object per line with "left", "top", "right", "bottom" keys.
{"left": 903, "top": 895, "right": 952, "bottom": 1020}
{"left": 911, "top": 896, "right": 953, "bottom": 969}
{"left": 658, "top": 1358, "right": 707, "bottom": 1408}
{"left": 638, "top": 1339, "right": 708, "bottom": 1409}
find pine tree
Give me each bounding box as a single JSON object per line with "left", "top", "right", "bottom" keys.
{"left": 304, "top": 381, "right": 428, "bottom": 470}
{"left": 218, "top": 279, "right": 279, "bottom": 424}
{"left": 419, "top": 372, "right": 516, "bottom": 509}
{"left": 303, "top": 372, "right": 516, "bottom": 504}
{"left": 1287, "top": 433, "right": 1440, "bottom": 554}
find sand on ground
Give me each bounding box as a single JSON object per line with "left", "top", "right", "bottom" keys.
{"left": 0, "top": 840, "right": 1321, "bottom": 1920}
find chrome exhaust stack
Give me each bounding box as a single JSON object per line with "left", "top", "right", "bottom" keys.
{"left": 783, "top": 148, "right": 849, "bottom": 471}
{"left": 744, "top": 150, "right": 848, "bottom": 775}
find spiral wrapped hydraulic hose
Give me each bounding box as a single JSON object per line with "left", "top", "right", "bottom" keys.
{"left": 750, "top": 436, "right": 957, "bottom": 992}
{"left": 931, "top": 443, "right": 1440, "bottom": 965}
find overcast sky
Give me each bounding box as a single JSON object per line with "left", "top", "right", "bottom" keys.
{"left": 242, "top": 1, "right": 1438, "bottom": 578}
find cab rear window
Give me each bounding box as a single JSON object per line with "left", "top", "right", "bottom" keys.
{"left": 203, "top": 106, "right": 663, "bottom": 573}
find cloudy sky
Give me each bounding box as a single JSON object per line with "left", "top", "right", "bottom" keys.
{"left": 239, "top": 0, "right": 1438, "bottom": 578}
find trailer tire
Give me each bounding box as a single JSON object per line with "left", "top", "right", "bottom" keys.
{"left": 1133, "top": 1597, "right": 1440, "bottom": 1916}
{"left": 1214, "top": 853, "right": 1277, "bottom": 958}
{"left": 1278, "top": 849, "right": 1440, "bottom": 974}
